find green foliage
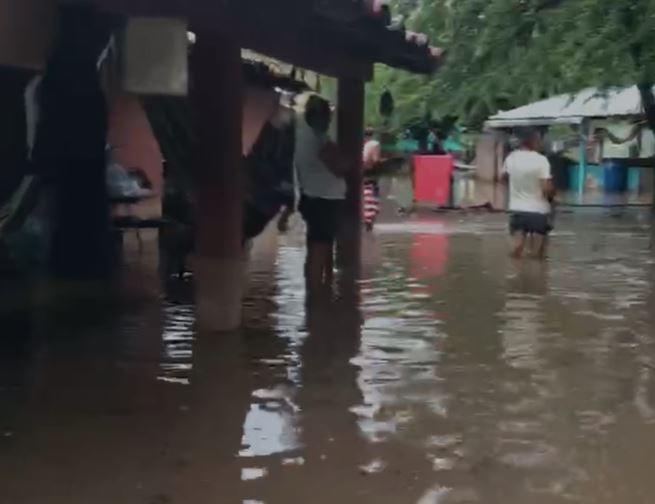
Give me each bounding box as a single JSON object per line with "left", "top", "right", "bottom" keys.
{"left": 366, "top": 0, "right": 655, "bottom": 131}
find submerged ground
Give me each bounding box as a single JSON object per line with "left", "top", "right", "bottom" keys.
{"left": 2, "top": 208, "right": 655, "bottom": 503}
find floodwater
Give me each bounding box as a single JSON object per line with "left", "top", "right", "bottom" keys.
{"left": 2, "top": 208, "right": 655, "bottom": 504}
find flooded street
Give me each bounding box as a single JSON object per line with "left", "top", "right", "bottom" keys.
{"left": 3, "top": 210, "right": 655, "bottom": 503}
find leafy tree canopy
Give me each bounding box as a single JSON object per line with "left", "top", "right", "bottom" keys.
{"left": 367, "top": 0, "right": 655, "bottom": 131}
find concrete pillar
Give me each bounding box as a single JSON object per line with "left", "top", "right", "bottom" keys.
{"left": 336, "top": 77, "right": 365, "bottom": 273}
{"left": 190, "top": 32, "right": 244, "bottom": 332}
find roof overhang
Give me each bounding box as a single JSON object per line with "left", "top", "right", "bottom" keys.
{"left": 485, "top": 116, "right": 584, "bottom": 129}
{"left": 66, "top": 0, "right": 440, "bottom": 80}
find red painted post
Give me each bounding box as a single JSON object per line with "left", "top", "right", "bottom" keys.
{"left": 190, "top": 31, "right": 244, "bottom": 331}
{"left": 337, "top": 77, "right": 365, "bottom": 273}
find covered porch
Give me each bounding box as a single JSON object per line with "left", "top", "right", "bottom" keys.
{"left": 0, "top": 0, "right": 439, "bottom": 330}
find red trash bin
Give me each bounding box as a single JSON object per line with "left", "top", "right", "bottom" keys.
{"left": 413, "top": 155, "right": 454, "bottom": 207}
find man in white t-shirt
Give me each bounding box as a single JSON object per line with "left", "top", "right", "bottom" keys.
{"left": 502, "top": 129, "right": 554, "bottom": 259}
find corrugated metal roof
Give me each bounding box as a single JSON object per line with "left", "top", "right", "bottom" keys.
{"left": 486, "top": 86, "right": 653, "bottom": 128}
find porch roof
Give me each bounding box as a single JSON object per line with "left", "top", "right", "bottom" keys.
{"left": 75, "top": 0, "right": 441, "bottom": 79}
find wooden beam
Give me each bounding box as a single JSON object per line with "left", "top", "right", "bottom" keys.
{"left": 336, "top": 77, "right": 365, "bottom": 272}
{"left": 240, "top": 29, "right": 374, "bottom": 81}
{"left": 85, "top": 0, "right": 380, "bottom": 80}
{"left": 191, "top": 3, "right": 375, "bottom": 80}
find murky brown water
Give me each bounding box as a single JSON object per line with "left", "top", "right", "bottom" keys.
{"left": 2, "top": 209, "right": 655, "bottom": 503}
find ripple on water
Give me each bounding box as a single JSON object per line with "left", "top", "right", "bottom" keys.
{"left": 239, "top": 246, "right": 306, "bottom": 461}
{"left": 158, "top": 302, "right": 195, "bottom": 385}
{"left": 155, "top": 215, "right": 655, "bottom": 502}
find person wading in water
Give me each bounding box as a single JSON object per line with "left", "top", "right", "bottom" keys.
{"left": 502, "top": 128, "right": 555, "bottom": 260}
{"left": 295, "top": 95, "right": 348, "bottom": 296}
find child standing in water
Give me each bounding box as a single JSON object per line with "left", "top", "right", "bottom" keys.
{"left": 362, "top": 127, "right": 382, "bottom": 232}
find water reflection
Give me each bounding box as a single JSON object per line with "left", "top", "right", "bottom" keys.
{"left": 3, "top": 212, "right": 655, "bottom": 503}
{"left": 239, "top": 239, "right": 306, "bottom": 464}
{"left": 159, "top": 301, "right": 194, "bottom": 385}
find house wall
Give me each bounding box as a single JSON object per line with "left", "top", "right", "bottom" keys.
{"left": 107, "top": 86, "right": 278, "bottom": 219}
{"left": 108, "top": 94, "right": 163, "bottom": 218}
{"left": 475, "top": 131, "right": 505, "bottom": 182}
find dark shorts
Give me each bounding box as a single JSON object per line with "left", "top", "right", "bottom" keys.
{"left": 509, "top": 212, "right": 551, "bottom": 236}
{"left": 299, "top": 195, "right": 343, "bottom": 244}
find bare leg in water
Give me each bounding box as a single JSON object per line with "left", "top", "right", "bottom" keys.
{"left": 532, "top": 233, "right": 548, "bottom": 260}
{"left": 306, "top": 242, "right": 333, "bottom": 296}
{"left": 510, "top": 232, "right": 527, "bottom": 259}
{"left": 324, "top": 241, "right": 334, "bottom": 287}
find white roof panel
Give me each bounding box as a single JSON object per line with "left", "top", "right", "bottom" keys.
{"left": 486, "top": 86, "right": 650, "bottom": 128}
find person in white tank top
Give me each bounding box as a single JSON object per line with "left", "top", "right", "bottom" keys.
{"left": 502, "top": 129, "right": 554, "bottom": 259}
{"left": 295, "top": 111, "right": 346, "bottom": 200}
{"left": 294, "top": 95, "right": 348, "bottom": 295}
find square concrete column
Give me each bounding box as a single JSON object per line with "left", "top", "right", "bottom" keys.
{"left": 190, "top": 32, "right": 244, "bottom": 332}
{"left": 337, "top": 77, "right": 365, "bottom": 274}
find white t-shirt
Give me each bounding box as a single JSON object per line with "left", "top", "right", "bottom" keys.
{"left": 503, "top": 149, "right": 552, "bottom": 214}
{"left": 294, "top": 117, "right": 346, "bottom": 200}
